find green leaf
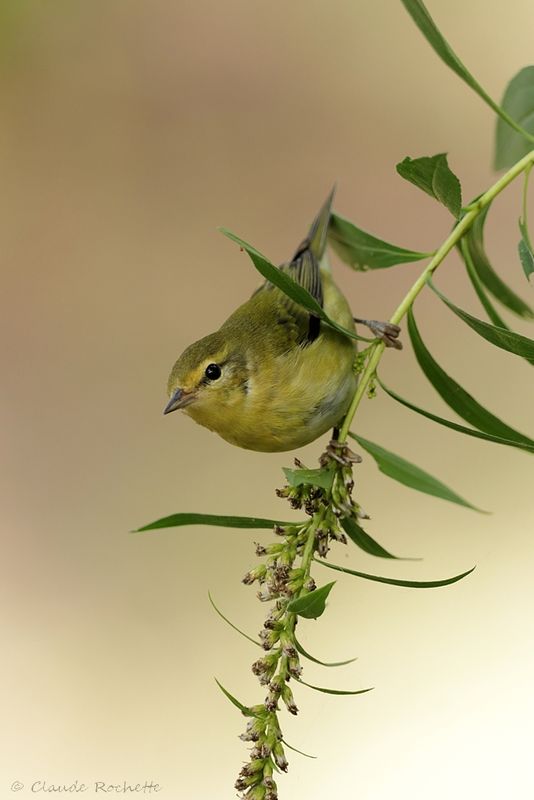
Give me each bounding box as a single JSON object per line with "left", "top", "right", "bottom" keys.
{"left": 134, "top": 513, "right": 295, "bottom": 532}
{"left": 282, "top": 740, "right": 317, "bottom": 759}
{"left": 396, "top": 154, "right": 462, "bottom": 218}
{"left": 519, "top": 220, "right": 534, "bottom": 282}
{"left": 464, "top": 205, "right": 533, "bottom": 319}
{"left": 287, "top": 582, "right": 335, "bottom": 619}
{"left": 214, "top": 679, "right": 256, "bottom": 716}
{"left": 220, "top": 228, "right": 370, "bottom": 343}
{"left": 429, "top": 278, "right": 534, "bottom": 361}
{"left": 328, "top": 212, "right": 431, "bottom": 270}
{"left": 350, "top": 432, "right": 482, "bottom": 511}
{"left": 283, "top": 466, "right": 334, "bottom": 491}
{"left": 378, "top": 376, "right": 534, "bottom": 454}
{"left": 294, "top": 635, "right": 357, "bottom": 668}
{"left": 340, "top": 517, "right": 405, "bottom": 560}
{"left": 495, "top": 67, "right": 534, "bottom": 170}
{"left": 408, "top": 308, "right": 534, "bottom": 449}
{"left": 208, "top": 592, "right": 261, "bottom": 648}
{"left": 460, "top": 237, "right": 511, "bottom": 328}
{"left": 400, "top": 0, "right": 496, "bottom": 107}
{"left": 315, "top": 557, "right": 475, "bottom": 588}
{"left": 460, "top": 235, "right": 534, "bottom": 368}
{"left": 296, "top": 678, "right": 373, "bottom": 696}
{"left": 400, "top": 0, "right": 534, "bottom": 148}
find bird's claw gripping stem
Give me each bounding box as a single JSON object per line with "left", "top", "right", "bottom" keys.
{"left": 354, "top": 318, "right": 403, "bottom": 349}
{"left": 321, "top": 439, "right": 362, "bottom": 467}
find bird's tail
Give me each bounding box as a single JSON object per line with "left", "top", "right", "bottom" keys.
{"left": 302, "top": 185, "right": 336, "bottom": 263}
{"left": 285, "top": 187, "right": 336, "bottom": 310}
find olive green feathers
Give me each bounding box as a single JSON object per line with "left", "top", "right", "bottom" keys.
{"left": 165, "top": 190, "right": 357, "bottom": 452}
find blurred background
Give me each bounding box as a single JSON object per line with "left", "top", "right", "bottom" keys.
{"left": 2, "top": 1, "right": 534, "bottom": 797}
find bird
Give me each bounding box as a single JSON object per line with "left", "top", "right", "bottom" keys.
{"left": 163, "top": 189, "right": 399, "bottom": 452}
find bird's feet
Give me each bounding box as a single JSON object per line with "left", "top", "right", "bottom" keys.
{"left": 354, "top": 318, "right": 402, "bottom": 349}
{"left": 320, "top": 438, "right": 362, "bottom": 468}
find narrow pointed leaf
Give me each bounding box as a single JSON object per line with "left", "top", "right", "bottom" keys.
{"left": 296, "top": 678, "right": 373, "bottom": 696}
{"left": 464, "top": 206, "right": 533, "bottom": 319}
{"left": 135, "top": 513, "right": 295, "bottom": 532}
{"left": 340, "top": 517, "right": 405, "bottom": 560}
{"left": 408, "top": 308, "right": 534, "bottom": 448}
{"left": 329, "top": 212, "right": 430, "bottom": 270}
{"left": 282, "top": 740, "right": 317, "bottom": 759}
{"left": 460, "top": 236, "right": 534, "bottom": 368}
{"left": 460, "top": 237, "right": 511, "bottom": 328}
{"left": 429, "top": 278, "right": 534, "bottom": 360}
{"left": 396, "top": 154, "right": 462, "bottom": 218}
{"left": 283, "top": 466, "right": 334, "bottom": 491}
{"left": 315, "top": 557, "right": 476, "bottom": 588}
{"left": 400, "top": 0, "right": 534, "bottom": 148}
{"left": 400, "top": 0, "right": 498, "bottom": 109}
{"left": 214, "top": 679, "right": 255, "bottom": 716}
{"left": 495, "top": 67, "right": 534, "bottom": 169}
{"left": 519, "top": 220, "right": 534, "bottom": 281}
{"left": 294, "top": 635, "right": 357, "bottom": 668}
{"left": 287, "top": 582, "right": 335, "bottom": 619}
{"left": 208, "top": 592, "right": 261, "bottom": 648}
{"left": 378, "top": 377, "right": 534, "bottom": 454}
{"left": 350, "top": 432, "right": 482, "bottom": 511}
{"left": 220, "top": 228, "right": 370, "bottom": 343}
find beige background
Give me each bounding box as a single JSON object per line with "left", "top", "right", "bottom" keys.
{"left": 2, "top": 2, "right": 534, "bottom": 798}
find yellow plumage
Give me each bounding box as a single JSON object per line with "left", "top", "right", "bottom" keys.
{"left": 164, "top": 191, "right": 357, "bottom": 452}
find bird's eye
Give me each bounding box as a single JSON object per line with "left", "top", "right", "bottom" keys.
{"left": 204, "top": 363, "right": 222, "bottom": 381}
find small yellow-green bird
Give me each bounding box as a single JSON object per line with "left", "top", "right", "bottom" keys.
{"left": 164, "top": 190, "right": 398, "bottom": 452}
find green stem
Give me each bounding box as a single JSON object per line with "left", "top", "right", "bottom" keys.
{"left": 522, "top": 163, "right": 533, "bottom": 250}
{"left": 488, "top": 98, "right": 534, "bottom": 146}
{"left": 337, "top": 148, "right": 534, "bottom": 443}
{"left": 298, "top": 515, "right": 321, "bottom": 586}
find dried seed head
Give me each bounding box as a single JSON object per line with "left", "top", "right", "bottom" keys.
{"left": 239, "top": 730, "right": 260, "bottom": 742}
{"left": 268, "top": 675, "right": 284, "bottom": 693}
{"left": 240, "top": 759, "right": 265, "bottom": 778}
{"left": 257, "top": 589, "right": 275, "bottom": 602}
{"left": 272, "top": 742, "right": 289, "bottom": 772}
{"left": 288, "top": 656, "right": 302, "bottom": 679}
{"left": 260, "top": 742, "right": 271, "bottom": 758}
{"left": 281, "top": 683, "right": 298, "bottom": 715}
{"left": 259, "top": 629, "right": 281, "bottom": 651}
{"left": 251, "top": 652, "right": 279, "bottom": 682}
{"left": 279, "top": 631, "right": 297, "bottom": 658}
{"left": 317, "top": 536, "right": 329, "bottom": 557}
{"left": 243, "top": 564, "right": 267, "bottom": 585}
{"left": 239, "top": 717, "right": 264, "bottom": 742}
{"left": 264, "top": 696, "right": 278, "bottom": 712}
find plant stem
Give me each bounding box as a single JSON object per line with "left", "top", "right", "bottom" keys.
{"left": 337, "top": 148, "right": 534, "bottom": 443}
{"left": 298, "top": 514, "right": 322, "bottom": 585}
{"left": 488, "top": 99, "right": 534, "bottom": 147}
{"left": 522, "top": 163, "right": 533, "bottom": 250}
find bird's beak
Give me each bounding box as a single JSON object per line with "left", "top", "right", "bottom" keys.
{"left": 163, "top": 388, "right": 196, "bottom": 415}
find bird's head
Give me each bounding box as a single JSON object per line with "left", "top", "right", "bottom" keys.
{"left": 164, "top": 331, "right": 248, "bottom": 418}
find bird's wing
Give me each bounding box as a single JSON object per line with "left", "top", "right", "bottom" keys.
{"left": 254, "top": 188, "right": 335, "bottom": 346}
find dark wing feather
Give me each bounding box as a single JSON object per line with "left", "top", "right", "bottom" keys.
{"left": 255, "top": 188, "right": 335, "bottom": 345}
